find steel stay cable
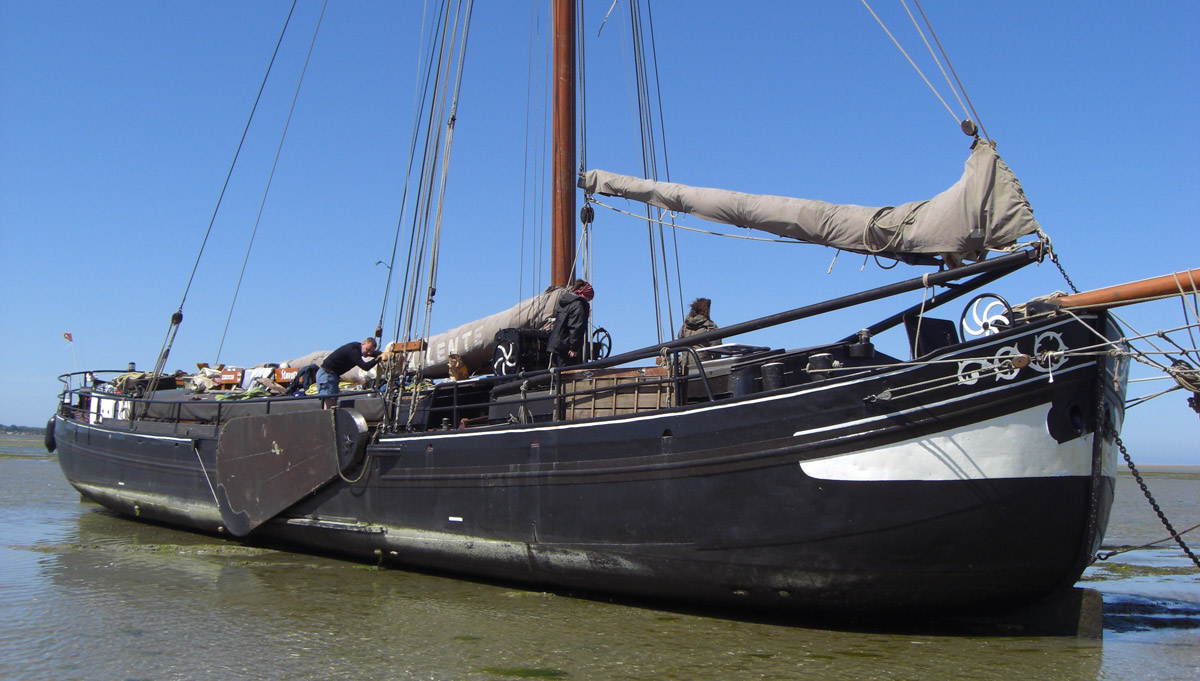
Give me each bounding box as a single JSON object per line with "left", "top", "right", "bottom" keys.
{"left": 378, "top": 0, "right": 437, "bottom": 347}
{"left": 1053, "top": 252, "right": 1199, "bottom": 566}
{"left": 1173, "top": 269, "right": 1200, "bottom": 359}
{"left": 403, "top": 0, "right": 457, "bottom": 369}
{"left": 1112, "top": 309, "right": 1196, "bottom": 375}
{"left": 410, "top": 0, "right": 461, "bottom": 377}
{"left": 381, "top": 0, "right": 454, "bottom": 428}
{"left": 174, "top": 0, "right": 299, "bottom": 317}
{"left": 146, "top": 1, "right": 298, "bottom": 388}
{"left": 216, "top": 0, "right": 328, "bottom": 366}
{"left": 641, "top": 0, "right": 685, "bottom": 332}
{"left": 381, "top": 1, "right": 445, "bottom": 426}
{"left": 399, "top": 0, "right": 452, "bottom": 352}
{"left": 518, "top": 3, "right": 544, "bottom": 302}
{"left": 151, "top": 0, "right": 299, "bottom": 383}
{"left": 1096, "top": 520, "right": 1200, "bottom": 561}
{"left": 1058, "top": 308, "right": 1200, "bottom": 396}
{"left": 398, "top": 1, "right": 462, "bottom": 426}
{"left": 424, "top": 0, "right": 475, "bottom": 324}
{"left": 419, "top": 0, "right": 473, "bottom": 337}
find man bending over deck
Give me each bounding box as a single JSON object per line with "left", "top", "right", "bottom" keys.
{"left": 317, "top": 338, "right": 380, "bottom": 407}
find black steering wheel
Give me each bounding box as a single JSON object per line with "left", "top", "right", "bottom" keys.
{"left": 589, "top": 327, "right": 612, "bottom": 360}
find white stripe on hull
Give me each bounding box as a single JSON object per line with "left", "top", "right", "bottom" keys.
{"left": 800, "top": 404, "right": 1116, "bottom": 481}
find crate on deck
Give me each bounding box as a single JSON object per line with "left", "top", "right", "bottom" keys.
{"left": 562, "top": 366, "right": 673, "bottom": 419}
{"left": 216, "top": 369, "right": 244, "bottom": 390}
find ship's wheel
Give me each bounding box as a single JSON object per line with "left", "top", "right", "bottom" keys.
{"left": 589, "top": 328, "right": 612, "bottom": 360}
{"left": 960, "top": 294, "right": 1014, "bottom": 338}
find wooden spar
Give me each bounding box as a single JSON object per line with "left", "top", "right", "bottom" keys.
{"left": 1049, "top": 268, "right": 1200, "bottom": 310}
{"left": 551, "top": 0, "right": 576, "bottom": 287}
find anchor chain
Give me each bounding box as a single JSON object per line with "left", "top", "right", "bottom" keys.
{"left": 1049, "top": 250, "right": 1081, "bottom": 295}
{"left": 1097, "top": 434, "right": 1200, "bottom": 568}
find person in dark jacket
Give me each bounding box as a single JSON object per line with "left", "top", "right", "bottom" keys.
{"left": 678, "top": 297, "right": 720, "bottom": 371}
{"left": 317, "top": 338, "right": 381, "bottom": 403}
{"left": 547, "top": 280, "right": 594, "bottom": 367}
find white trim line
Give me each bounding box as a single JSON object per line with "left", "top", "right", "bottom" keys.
{"left": 63, "top": 417, "right": 194, "bottom": 443}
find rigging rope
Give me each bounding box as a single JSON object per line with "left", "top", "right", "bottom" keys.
{"left": 860, "top": 0, "right": 961, "bottom": 129}
{"left": 397, "top": 0, "right": 451, "bottom": 354}
{"left": 900, "top": 0, "right": 970, "bottom": 125}
{"left": 400, "top": 0, "right": 457, "bottom": 358}
{"left": 151, "top": 0, "right": 299, "bottom": 382}
{"left": 386, "top": 0, "right": 475, "bottom": 428}
{"left": 378, "top": 0, "right": 437, "bottom": 348}
{"left": 216, "top": 0, "right": 329, "bottom": 366}
{"left": 912, "top": 0, "right": 992, "bottom": 143}
{"left": 519, "top": 2, "right": 551, "bottom": 302}
{"left": 624, "top": 0, "right": 682, "bottom": 344}
{"left": 518, "top": 5, "right": 540, "bottom": 302}
{"left": 642, "top": 0, "right": 684, "bottom": 336}
{"left": 1096, "top": 520, "right": 1200, "bottom": 562}
{"left": 423, "top": 0, "right": 475, "bottom": 329}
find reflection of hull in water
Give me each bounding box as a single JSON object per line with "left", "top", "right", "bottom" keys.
{"left": 54, "top": 311, "right": 1127, "bottom": 617}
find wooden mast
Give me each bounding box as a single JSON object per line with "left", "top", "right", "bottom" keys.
{"left": 551, "top": 0, "right": 576, "bottom": 287}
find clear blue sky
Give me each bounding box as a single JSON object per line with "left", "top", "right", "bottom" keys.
{"left": 1, "top": 2, "right": 1196, "bottom": 464}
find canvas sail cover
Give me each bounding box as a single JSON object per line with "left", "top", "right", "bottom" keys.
{"left": 581, "top": 143, "right": 1040, "bottom": 261}
{"left": 404, "top": 287, "right": 565, "bottom": 378}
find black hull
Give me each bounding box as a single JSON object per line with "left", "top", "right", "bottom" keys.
{"left": 53, "top": 312, "right": 1128, "bottom": 617}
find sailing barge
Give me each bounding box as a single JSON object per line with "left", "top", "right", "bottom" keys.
{"left": 51, "top": 245, "right": 1132, "bottom": 616}
{"left": 46, "top": 1, "right": 1153, "bottom": 619}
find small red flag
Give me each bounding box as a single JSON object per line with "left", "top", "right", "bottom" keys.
{"left": 63, "top": 332, "right": 73, "bottom": 342}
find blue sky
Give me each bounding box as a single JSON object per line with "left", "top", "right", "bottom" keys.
{"left": 1, "top": 1, "right": 1197, "bottom": 464}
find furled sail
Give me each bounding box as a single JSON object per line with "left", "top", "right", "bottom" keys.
{"left": 581, "top": 142, "right": 1041, "bottom": 262}
{"left": 404, "top": 287, "right": 565, "bottom": 378}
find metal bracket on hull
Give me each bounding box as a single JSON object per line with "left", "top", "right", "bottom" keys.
{"left": 214, "top": 408, "right": 368, "bottom": 536}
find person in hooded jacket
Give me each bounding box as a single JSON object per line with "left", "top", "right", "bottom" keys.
{"left": 678, "top": 297, "right": 720, "bottom": 371}
{"left": 547, "top": 280, "right": 594, "bottom": 367}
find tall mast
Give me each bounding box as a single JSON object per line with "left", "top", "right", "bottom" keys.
{"left": 551, "top": 0, "right": 576, "bottom": 286}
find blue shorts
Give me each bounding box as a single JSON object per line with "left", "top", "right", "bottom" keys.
{"left": 315, "top": 367, "right": 340, "bottom": 397}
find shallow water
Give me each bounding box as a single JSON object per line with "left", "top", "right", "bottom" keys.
{"left": 1, "top": 434, "right": 1196, "bottom": 680}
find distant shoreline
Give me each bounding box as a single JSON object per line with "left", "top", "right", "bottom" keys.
{"left": 1130, "top": 464, "right": 1200, "bottom": 477}
{"left": 2, "top": 425, "right": 45, "bottom": 435}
